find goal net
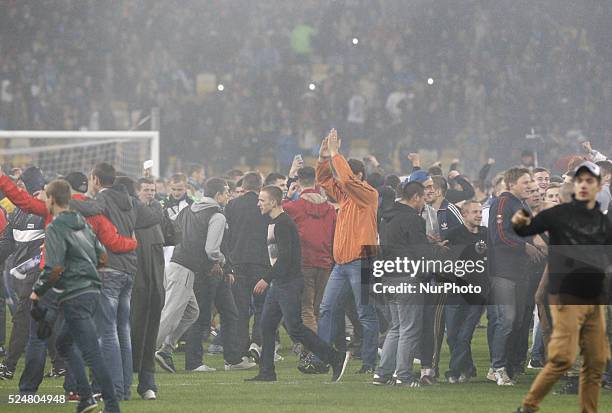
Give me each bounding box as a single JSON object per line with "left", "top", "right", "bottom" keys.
{"left": 0, "top": 131, "right": 160, "bottom": 178}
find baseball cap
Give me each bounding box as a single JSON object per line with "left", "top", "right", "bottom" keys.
{"left": 400, "top": 170, "right": 431, "bottom": 189}
{"left": 573, "top": 161, "right": 601, "bottom": 180}
{"left": 65, "top": 172, "right": 89, "bottom": 193}
{"left": 19, "top": 167, "right": 46, "bottom": 195}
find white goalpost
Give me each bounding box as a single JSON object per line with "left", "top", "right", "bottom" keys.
{"left": 0, "top": 130, "right": 160, "bottom": 178}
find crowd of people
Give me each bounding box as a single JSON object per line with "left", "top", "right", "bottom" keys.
{"left": 1, "top": 1, "right": 611, "bottom": 173}
{"left": 0, "top": 127, "right": 610, "bottom": 412}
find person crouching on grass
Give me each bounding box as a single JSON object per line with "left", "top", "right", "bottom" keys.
{"left": 245, "top": 185, "right": 350, "bottom": 382}
{"left": 512, "top": 161, "right": 612, "bottom": 413}
{"left": 30, "top": 179, "right": 120, "bottom": 413}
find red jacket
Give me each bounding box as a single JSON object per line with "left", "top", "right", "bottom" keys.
{"left": 0, "top": 175, "right": 137, "bottom": 253}
{"left": 283, "top": 188, "right": 336, "bottom": 270}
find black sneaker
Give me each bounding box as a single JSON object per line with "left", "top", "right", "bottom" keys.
{"left": 155, "top": 350, "right": 176, "bottom": 373}
{"left": 0, "top": 363, "right": 14, "bottom": 380}
{"left": 528, "top": 359, "right": 544, "bottom": 369}
{"left": 355, "top": 365, "right": 374, "bottom": 374}
{"left": 330, "top": 351, "right": 351, "bottom": 382}
{"left": 45, "top": 368, "right": 67, "bottom": 378}
{"left": 76, "top": 396, "right": 98, "bottom": 413}
{"left": 244, "top": 373, "right": 277, "bottom": 382}
{"left": 372, "top": 373, "right": 394, "bottom": 385}
{"left": 554, "top": 379, "right": 578, "bottom": 395}
{"left": 395, "top": 378, "right": 421, "bottom": 387}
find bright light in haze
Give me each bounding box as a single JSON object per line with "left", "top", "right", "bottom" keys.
{"left": 308, "top": 83, "right": 316, "bottom": 91}
{"left": 217, "top": 84, "right": 224, "bottom": 91}
{"left": 427, "top": 78, "right": 434, "bottom": 85}
{"left": 352, "top": 37, "right": 359, "bottom": 45}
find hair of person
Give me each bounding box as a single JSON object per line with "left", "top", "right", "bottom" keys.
{"left": 347, "top": 158, "right": 366, "bottom": 180}
{"left": 460, "top": 199, "right": 481, "bottom": 214}
{"left": 261, "top": 185, "right": 283, "bottom": 205}
{"left": 559, "top": 182, "right": 574, "bottom": 203}
{"left": 204, "top": 177, "right": 228, "bottom": 198}
{"left": 155, "top": 178, "right": 166, "bottom": 184}
{"left": 136, "top": 177, "right": 155, "bottom": 192}
{"left": 384, "top": 174, "right": 401, "bottom": 192}
{"left": 596, "top": 160, "right": 612, "bottom": 176}
{"left": 546, "top": 182, "right": 561, "bottom": 192}
{"left": 92, "top": 162, "right": 116, "bottom": 186}
{"left": 226, "top": 169, "right": 244, "bottom": 179}
{"left": 242, "top": 172, "right": 262, "bottom": 191}
{"left": 503, "top": 167, "right": 531, "bottom": 188}
{"left": 431, "top": 175, "right": 448, "bottom": 196}
{"left": 378, "top": 185, "right": 396, "bottom": 211}
{"left": 533, "top": 167, "right": 550, "bottom": 175}
{"left": 45, "top": 179, "right": 71, "bottom": 207}
{"left": 187, "top": 163, "right": 204, "bottom": 176}
{"left": 115, "top": 176, "right": 136, "bottom": 197}
{"left": 264, "top": 172, "right": 286, "bottom": 186}
{"left": 297, "top": 166, "right": 316, "bottom": 186}
{"left": 169, "top": 173, "right": 187, "bottom": 184}
{"left": 427, "top": 166, "right": 443, "bottom": 177}
{"left": 401, "top": 181, "right": 425, "bottom": 201}
{"left": 226, "top": 180, "right": 236, "bottom": 192}
{"left": 492, "top": 172, "right": 504, "bottom": 188}
{"left": 366, "top": 172, "right": 384, "bottom": 189}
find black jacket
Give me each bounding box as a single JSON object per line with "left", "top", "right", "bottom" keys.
{"left": 264, "top": 212, "right": 302, "bottom": 284}
{"left": 225, "top": 191, "right": 270, "bottom": 267}
{"left": 95, "top": 184, "right": 158, "bottom": 275}
{"left": 514, "top": 198, "right": 612, "bottom": 300}
{"left": 0, "top": 207, "right": 45, "bottom": 269}
{"left": 171, "top": 198, "right": 220, "bottom": 275}
{"left": 487, "top": 191, "right": 530, "bottom": 280}
{"left": 379, "top": 202, "right": 446, "bottom": 281}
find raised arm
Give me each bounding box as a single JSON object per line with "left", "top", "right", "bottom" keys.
{"left": 0, "top": 174, "right": 48, "bottom": 218}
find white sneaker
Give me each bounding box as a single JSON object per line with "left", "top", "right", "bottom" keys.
{"left": 414, "top": 358, "right": 421, "bottom": 365}
{"left": 494, "top": 367, "right": 514, "bottom": 386}
{"left": 274, "top": 350, "right": 284, "bottom": 362}
{"left": 458, "top": 373, "right": 469, "bottom": 383}
{"left": 486, "top": 368, "right": 496, "bottom": 382}
{"left": 190, "top": 364, "right": 217, "bottom": 372}
{"left": 225, "top": 357, "right": 257, "bottom": 371}
{"left": 141, "top": 390, "right": 156, "bottom": 400}
{"left": 249, "top": 343, "right": 261, "bottom": 362}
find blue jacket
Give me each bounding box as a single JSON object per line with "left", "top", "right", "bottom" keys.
{"left": 487, "top": 191, "right": 529, "bottom": 280}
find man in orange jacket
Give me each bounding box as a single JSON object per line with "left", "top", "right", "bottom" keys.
{"left": 315, "top": 129, "right": 379, "bottom": 372}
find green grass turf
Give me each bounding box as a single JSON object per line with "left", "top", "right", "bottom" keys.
{"left": 1, "top": 324, "right": 610, "bottom": 412}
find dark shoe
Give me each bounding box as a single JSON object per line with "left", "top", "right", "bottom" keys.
{"left": 0, "top": 362, "right": 14, "bottom": 380}
{"left": 528, "top": 359, "right": 544, "bottom": 369}
{"left": 554, "top": 379, "right": 578, "bottom": 395}
{"left": 76, "top": 396, "right": 98, "bottom": 413}
{"left": 331, "top": 351, "right": 351, "bottom": 382}
{"left": 46, "top": 367, "right": 67, "bottom": 378}
{"left": 513, "top": 407, "right": 535, "bottom": 413}
{"left": 395, "top": 378, "right": 421, "bottom": 387}
{"left": 245, "top": 373, "right": 277, "bottom": 382}
{"left": 355, "top": 365, "right": 374, "bottom": 374}
{"left": 372, "top": 373, "right": 394, "bottom": 385}
{"left": 603, "top": 381, "right": 612, "bottom": 390}
{"left": 155, "top": 350, "right": 176, "bottom": 373}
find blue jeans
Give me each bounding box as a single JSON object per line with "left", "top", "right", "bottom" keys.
{"left": 56, "top": 292, "right": 120, "bottom": 412}
{"left": 95, "top": 270, "right": 134, "bottom": 401}
{"left": 19, "top": 290, "right": 74, "bottom": 394}
{"left": 445, "top": 297, "right": 483, "bottom": 377}
{"left": 487, "top": 276, "right": 525, "bottom": 369}
{"left": 317, "top": 260, "right": 379, "bottom": 368}
{"left": 376, "top": 295, "right": 423, "bottom": 381}
{"left": 531, "top": 310, "right": 545, "bottom": 364}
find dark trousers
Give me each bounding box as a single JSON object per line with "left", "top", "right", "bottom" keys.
{"left": 185, "top": 275, "right": 241, "bottom": 369}
{"left": 445, "top": 296, "right": 483, "bottom": 377}
{"left": 19, "top": 290, "right": 73, "bottom": 395}
{"left": 56, "top": 292, "right": 120, "bottom": 413}
{"left": 232, "top": 264, "right": 268, "bottom": 355}
{"left": 0, "top": 271, "right": 6, "bottom": 346}
{"left": 260, "top": 278, "right": 337, "bottom": 376}
{"left": 130, "top": 251, "right": 165, "bottom": 396}
{"left": 5, "top": 271, "right": 37, "bottom": 371}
